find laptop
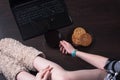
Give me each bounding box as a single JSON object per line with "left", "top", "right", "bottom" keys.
{"left": 9, "top": 0, "right": 72, "bottom": 40}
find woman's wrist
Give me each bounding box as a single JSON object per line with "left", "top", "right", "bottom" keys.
{"left": 71, "top": 49, "right": 77, "bottom": 57}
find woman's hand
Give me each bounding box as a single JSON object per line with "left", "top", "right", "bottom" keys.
{"left": 59, "top": 40, "right": 75, "bottom": 55}
{"left": 35, "top": 66, "right": 53, "bottom": 80}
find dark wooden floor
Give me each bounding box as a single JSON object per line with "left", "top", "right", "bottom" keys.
{"left": 0, "top": 0, "right": 120, "bottom": 79}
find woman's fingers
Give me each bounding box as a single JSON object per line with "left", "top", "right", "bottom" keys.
{"left": 42, "top": 67, "right": 53, "bottom": 80}
{"left": 60, "top": 40, "right": 68, "bottom": 54}
{"left": 36, "top": 72, "right": 43, "bottom": 80}
{"left": 42, "top": 70, "right": 51, "bottom": 80}
{"left": 35, "top": 66, "right": 53, "bottom": 80}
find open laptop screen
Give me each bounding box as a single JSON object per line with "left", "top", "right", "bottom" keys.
{"left": 9, "top": 0, "right": 72, "bottom": 40}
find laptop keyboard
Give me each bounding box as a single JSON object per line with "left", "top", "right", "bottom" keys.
{"left": 13, "top": 0, "right": 65, "bottom": 26}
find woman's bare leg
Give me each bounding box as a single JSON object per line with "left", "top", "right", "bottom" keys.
{"left": 34, "top": 56, "right": 67, "bottom": 80}
{"left": 16, "top": 68, "right": 106, "bottom": 80}
{"left": 33, "top": 56, "right": 107, "bottom": 80}
{"left": 17, "top": 71, "right": 35, "bottom": 80}
{"left": 66, "top": 69, "right": 107, "bottom": 80}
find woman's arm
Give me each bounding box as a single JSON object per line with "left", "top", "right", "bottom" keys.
{"left": 60, "top": 40, "right": 108, "bottom": 69}
{"left": 76, "top": 50, "right": 108, "bottom": 69}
